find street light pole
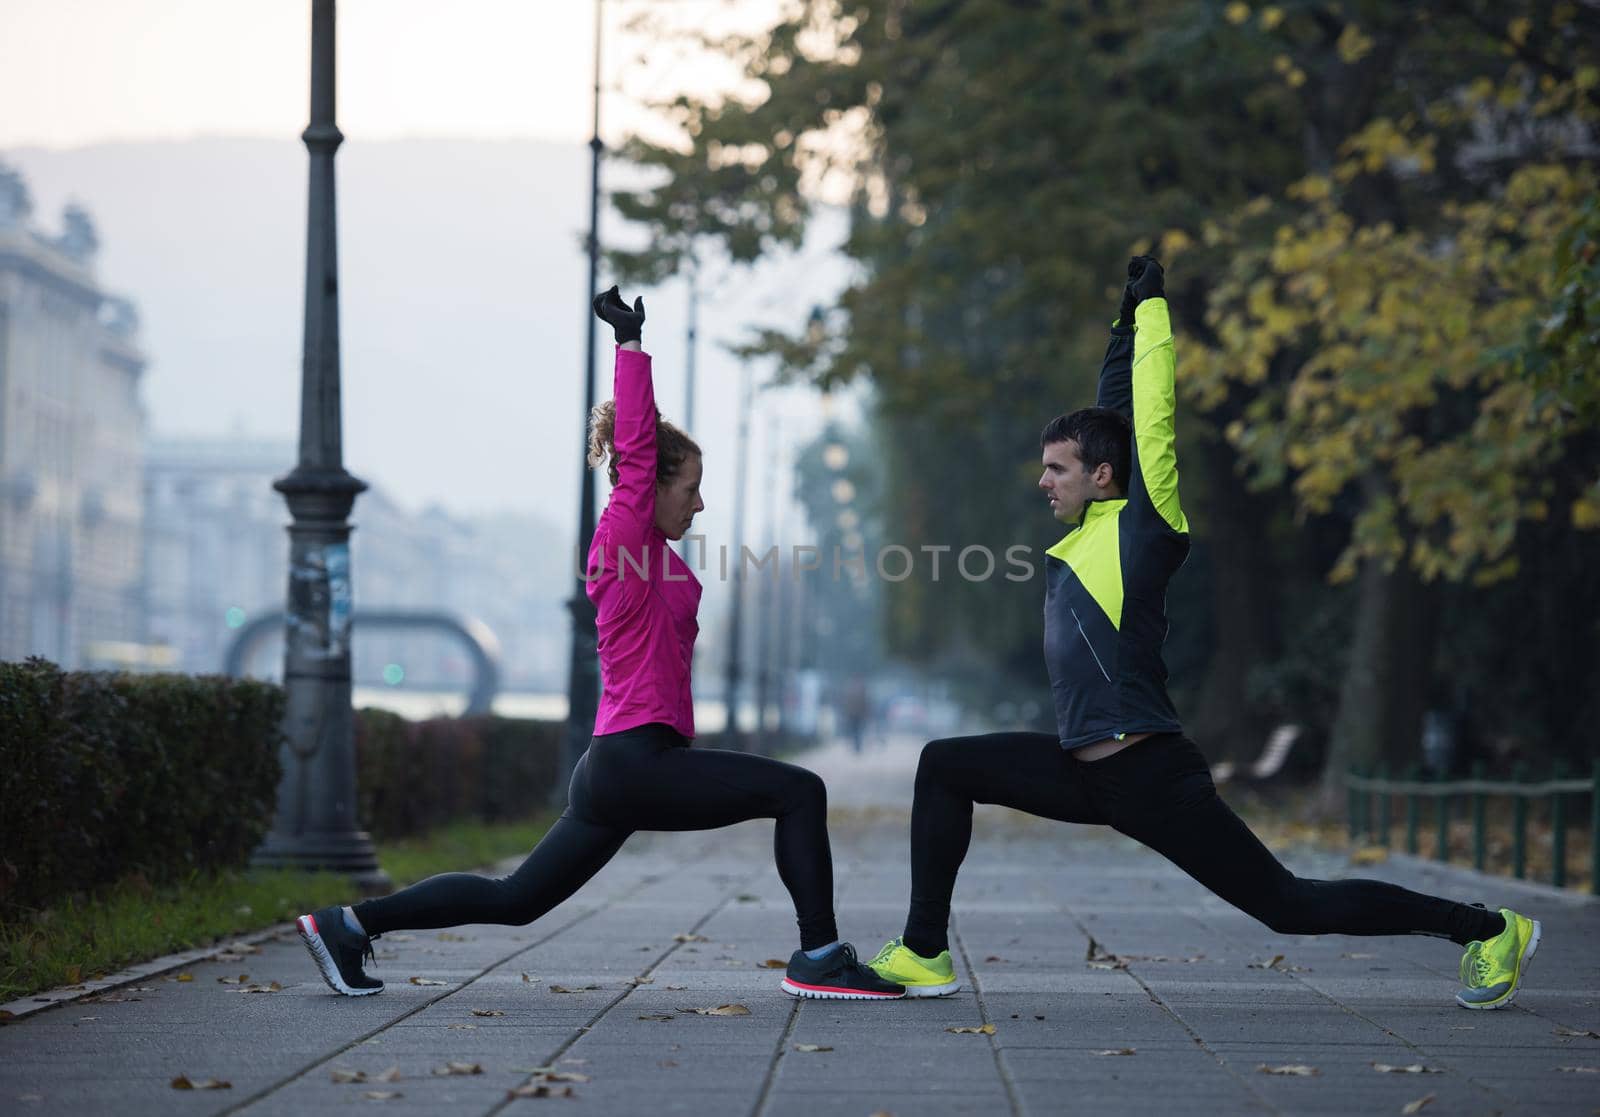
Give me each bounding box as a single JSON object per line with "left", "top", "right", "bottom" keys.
{"left": 722, "top": 361, "right": 753, "bottom": 750}
{"left": 255, "top": 0, "right": 386, "bottom": 890}
{"left": 559, "top": 0, "right": 606, "bottom": 793}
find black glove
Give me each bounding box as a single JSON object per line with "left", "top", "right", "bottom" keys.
{"left": 1124, "top": 255, "right": 1165, "bottom": 313}
{"left": 593, "top": 285, "right": 645, "bottom": 345}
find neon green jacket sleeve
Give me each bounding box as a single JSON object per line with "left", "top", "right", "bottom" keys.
{"left": 1130, "top": 298, "right": 1187, "bottom": 534}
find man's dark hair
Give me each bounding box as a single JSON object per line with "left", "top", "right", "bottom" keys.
{"left": 1040, "top": 407, "right": 1132, "bottom": 492}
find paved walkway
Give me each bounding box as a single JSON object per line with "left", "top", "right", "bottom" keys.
{"left": 3, "top": 736, "right": 1596, "bottom": 1115}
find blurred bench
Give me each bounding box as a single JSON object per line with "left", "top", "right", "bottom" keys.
{"left": 1211, "top": 724, "right": 1302, "bottom": 784}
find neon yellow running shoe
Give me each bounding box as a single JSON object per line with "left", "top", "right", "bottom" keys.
{"left": 868, "top": 937, "right": 961, "bottom": 998}
{"left": 1456, "top": 907, "right": 1540, "bottom": 1010}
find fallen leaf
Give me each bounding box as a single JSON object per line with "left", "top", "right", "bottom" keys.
{"left": 217, "top": 974, "right": 250, "bottom": 984}
{"left": 680, "top": 1003, "right": 751, "bottom": 1016}
{"left": 984, "top": 955, "right": 1005, "bottom": 963}
{"left": 1373, "top": 1064, "right": 1441, "bottom": 1074}
{"left": 175, "top": 973, "right": 193, "bottom": 983}
{"left": 629, "top": 976, "right": 655, "bottom": 986}
{"left": 521, "top": 972, "right": 540, "bottom": 983}
{"left": 1349, "top": 845, "right": 1389, "bottom": 865}
{"left": 170, "top": 1075, "right": 231, "bottom": 1090}
{"left": 508, "top": 1084, "right": 574, "bottom": 1099}
{"left": 549, "top": 984, "right": 599, "bottom": 994}
{"left": 759, "top": 959, "right": 788, "bottom": 969}
{"left": 638, "top": 1013, "right": 676, "bottom": 1022}
{"left": 1034, "top": 1014, "right": 1046, "bottom": 1021}
{"left": 432, "top": 1061, "right": 483, "bottom": 1076}
{"left": 947, "top": 1024, "right": 996, "bottom": 1035}
{"left": 673, "top": 932, "right": 709, "bottom": 943}
{"left": 539, "top": 1071, "right": 591, "bottom": 1083}
{"left": 233, "top": 982, "right": 283, "bottom": 994}
{"left": 362, "top": 1091, "right": 403, "bottom": 1101}
{"left": 436, "top": 932, "right": 468, "bottom": 941}
{"left": 794, "top": 1044, "right": 834, "bottom": 1053}
{"left": 1086, "top": 959, "right": 1129, "bottom": 971}
{"left": 1248, "top": 955, "right": 1286, "bottom": 970}
{"left": 1094, "top": 1048, "right": 1136, "bottom": 1056}
{"left": 331, "top": 1068, "right": 368, "bottom": 1083}
{"left": 1558, "top": 1066, "right": 1600, "bottom": 1074}
{"left": 447, "top": 1023, "right": 477, "bottom": 1030}
{"left": 472, "top": 1009, "right": 507, "bottom": 1017}
{"left": 386, "top": 933, "right": 414, "bottom": 942}
{"left": 665, "top": 984, "right": 687, "bottom": 991}
{"left": 1401, "top": 1094, "right": 1435, "bottom": 1115}
{"left": 1555, "top": 1028, "right": 1600, "bottom": 1039}
{"left": 1257, "top": 1064, "right": 1320, "bottom": 1076}
{"left": 408, "top": 976, "right": 448, "bottom": 986}
{"left": 375, "top": 1066, "right": 402, "bottom": 1082}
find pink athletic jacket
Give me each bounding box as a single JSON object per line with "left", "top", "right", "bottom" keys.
{"left": 586, "top": 347, "right": 702, "bottom": 738}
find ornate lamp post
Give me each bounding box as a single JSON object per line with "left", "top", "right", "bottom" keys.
{"left": 254, "top": 0, "right": 386, "bottom": 890}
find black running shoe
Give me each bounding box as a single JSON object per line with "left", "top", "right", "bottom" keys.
{"left": 297, "top": 906, "right": 383, "bottom": 996}
{"left": 780, "top": 942, "right": 905, "bottom": 1000}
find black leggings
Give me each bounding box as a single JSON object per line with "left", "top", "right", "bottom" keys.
{"left": 356, "top": 724, "right": 840, "bottom": 950}
{"left": 903, "top": 732, "right": 1502, "bottom": 955}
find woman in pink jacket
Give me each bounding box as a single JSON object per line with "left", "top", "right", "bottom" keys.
{"left": 297, "top": 288, "right": 902, "bottom": 1002}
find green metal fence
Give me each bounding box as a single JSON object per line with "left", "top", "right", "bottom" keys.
{"left": 1345, "top": 761, "right": 1599, "bottom": 892}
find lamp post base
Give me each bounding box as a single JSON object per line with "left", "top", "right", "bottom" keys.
{"left": 252, "top": 831, "right": 391, "bottom": 895}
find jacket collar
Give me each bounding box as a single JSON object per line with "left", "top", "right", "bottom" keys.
{"left": 1046, "top": 498, "right": 1127, "bottom": 560}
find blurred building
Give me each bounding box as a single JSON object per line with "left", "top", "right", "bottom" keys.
{"left": 0, "top": 163, "right": 148, "bottom": 668}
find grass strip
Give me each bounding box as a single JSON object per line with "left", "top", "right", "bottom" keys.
{"left": 0, "top": 814, "right": 552, "bottom": 1003}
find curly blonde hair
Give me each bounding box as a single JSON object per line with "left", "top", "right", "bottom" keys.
{"left": 587, "top": 400, "right": 702, "bottom": 487}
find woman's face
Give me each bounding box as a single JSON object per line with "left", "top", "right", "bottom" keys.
{"left": 655, "top": 453, "right": 705, "bottom": 540}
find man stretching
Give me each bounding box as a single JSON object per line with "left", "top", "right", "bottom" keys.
{"left": 868, "top": 257, "right": 1540, "bottom": 1011}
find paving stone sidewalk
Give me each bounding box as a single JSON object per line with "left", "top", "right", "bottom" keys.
{"left": 3, "top": 736, "right": 1596, "bottom": 1116}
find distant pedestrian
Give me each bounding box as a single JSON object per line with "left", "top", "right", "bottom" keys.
{"left": 867, "top": 258, "right": 1539, "bottom": 1011}
{"left": 298, "top": 288, "right": 901, "bottom": 1002}
{"left": 841, "top": 677, "right": 870, "bottom": 755}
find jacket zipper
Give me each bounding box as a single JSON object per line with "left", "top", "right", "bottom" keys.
{"left": 1069, "top": 606, "right": 1112, "bottom": 683}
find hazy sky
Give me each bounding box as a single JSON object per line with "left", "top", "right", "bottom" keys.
{"left": 1, "top": 0, "right": 770, "bottom": 149}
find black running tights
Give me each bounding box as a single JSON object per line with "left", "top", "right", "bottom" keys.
{"left": 356, "top": 723, "right": 839, "bottom": 949}
{"left": 902, "top": 732, "right": 1503, "bottom": 955}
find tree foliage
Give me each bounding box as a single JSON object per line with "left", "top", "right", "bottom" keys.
{"left": 609, "top": 0, "right": 1600, "bottom": 769}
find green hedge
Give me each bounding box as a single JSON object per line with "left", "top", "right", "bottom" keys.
{"left": 354, "top": 710, "right": 562, "bottom": 841}
{"left": 0, "top": 658, "right": 565, "bottom": 917}
{"left": 0, "top": 658, "right": 285, "bottom": 917}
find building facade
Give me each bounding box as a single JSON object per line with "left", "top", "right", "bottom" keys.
{"left": 0, "top": 163, "right": 147, "bottom": 668}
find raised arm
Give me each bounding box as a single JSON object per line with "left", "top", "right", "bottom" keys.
{"left": 594, "top": 287, "right": 657, "bottom": 546}
{"left": 1124, "top": 260, "right": 1188, "bottom": 535}
{"left": 1094, "top": 255, "right": 1145, "bottom": 416}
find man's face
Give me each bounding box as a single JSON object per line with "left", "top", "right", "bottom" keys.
{"left": 654, "top": 453, "right": 705, "bottom": 540}
{"left": 1039, "top": 440, "right": 1109, "bottom": 523}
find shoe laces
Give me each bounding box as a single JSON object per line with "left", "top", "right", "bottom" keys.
{"left": 868, "top": 939, "right": 901, "bottom": 968}
{"left": 1469, "top": 949, "right": 1494, "bottom": 986}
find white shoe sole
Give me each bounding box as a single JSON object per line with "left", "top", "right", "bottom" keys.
{"left": 1455, "top": 918, "right": 1540, "bottom": 1010}
{"left": 297, "top": 914, "right": 382, "bottom": 997}
{"left": 779, "top": 979, "right": 905, "bottom": 1000}
{"left": 901, "top": 981, "right": 962, "bottom": 998}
